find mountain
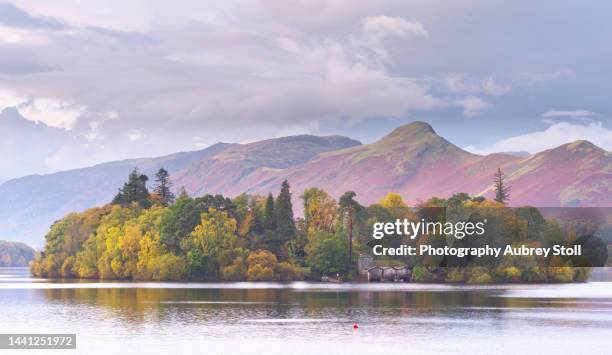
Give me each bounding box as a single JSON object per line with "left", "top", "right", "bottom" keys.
{"left": 0, "top": 135, "right": 359, "bottom": 246}
{"left": 490, "top": 140, "right": 612, "bottom": 207}
{"left": 0, "top": 240, "right": 35, "bottom": 267}
{"left": 210, "top": 122, "right": 520, "bottom": 203}
{"left": 221, "top": 122, "right": 610, "bottom": 207}
{"left": 1, "top": 121, "right": 610, "bottom": 246}
{"left": 174, "top": 135, "right": 362, "bottom": 197}
{"left": 0, "top": 142, "right": 234, "bottom": 247}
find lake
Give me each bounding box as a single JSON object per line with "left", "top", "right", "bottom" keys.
{"left": 1, "top": 267, "right": 611, "bottom": 354}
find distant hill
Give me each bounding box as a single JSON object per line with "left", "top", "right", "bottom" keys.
{"left": 0, "top": 241, "right": 35, "bottom": 267}
{"left": 173, "top": 134, "right": 362, "bottom": 197}
{"left": 0, "top": 135, "right": 360, "bottom": 245}
{"left": 1, "top": 121, "right": 610, "bottom": 246}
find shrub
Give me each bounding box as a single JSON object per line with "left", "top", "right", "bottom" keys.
{"left": 247, "top": 264, "right": 275, "bottom": 281}
{"left": 221, "top": 257, "right": 247, "bottom": 281}
{"left": 548, "top": 267, "right": 573, "bottom": 283}
{"left": 276, "top": 261, "right": 296, "bottom": 281}
{"left": 446, "top": 268, "right": 466, "bottom": 283}
{"left": 467, "top": 267, "right": 493, "bottom": 284}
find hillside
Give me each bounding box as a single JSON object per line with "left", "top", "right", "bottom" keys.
{"left": 0, "top": 241, "right": 35, "bottom": 267}
{"left": 0, "top": 135, "right": 359, "bottom": 245}
{"left": 1, "top": 121, "right": 610, "bottom": 246}
{"left": 215, "top": 122, "right": 610, "bottom": 207}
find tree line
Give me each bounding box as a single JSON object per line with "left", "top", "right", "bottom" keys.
{"left": 30, "top": 167, "right": 590, "bottom": 282}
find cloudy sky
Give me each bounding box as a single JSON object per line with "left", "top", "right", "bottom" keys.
{"left": 1, "top": 0, "right": 611, "bottom": 182}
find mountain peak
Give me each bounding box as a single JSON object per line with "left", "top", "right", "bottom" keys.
{"left": 387, "top": 121, "right": 436, "bottom": 137}
{"left": 376, "top": 121, "right": 442, "bottom": 148}
{"left": 566, "top": 140, "right": 598, "bottom": 151}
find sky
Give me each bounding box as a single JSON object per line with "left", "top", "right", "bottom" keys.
{"left": 0, "top": 0, "right": 611, "bottom": 182}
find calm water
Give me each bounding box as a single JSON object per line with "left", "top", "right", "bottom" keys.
{"left": 1, "top": 267, "right": 611, "bottom": 355}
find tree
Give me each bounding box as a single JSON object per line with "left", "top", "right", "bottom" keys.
{"left": 264, "top": 193, "right": 276, "bottom": 231}
{"left": 273, "top": 180, "right": 296, "bottom": 254}
{"left": 301, "top": 188, "right": 337, "bottom": 235}
{"left": 181, "top": 208, "right": 239, "bottom": 279}
{"left": 305, "top": 231, "right": 348, "bottom": 276}
{"left": 246, "top": 249, "right": 277, "bottom": 281}
{"left": 379, "top": 192, "right": 409, "bottom": 218}
{"left": 493, "top": 167, "right": 511, "bottom": 204}
{"left": 112, "top": 168, "right": 151, "bottom": 208}
{"left": 339, "top": 191, "right": 361, "bottom": 267}
{"left": 153, "top": 168, "right": 175, "bottom": 206}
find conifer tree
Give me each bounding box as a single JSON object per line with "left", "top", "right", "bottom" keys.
{"left": 264, "top": 193, "right": 276, "bottom": 231}
{"left": 153, "top": 168, "right": 175, "bottom": 206}
{"left": 339, "top": 191, "right": 360, "bottom": 265}
{"left": 112, "top": 168, "right": 151, "bottom": 208}
{"left": 493, "top": 167, "right": 511, "bottom": 204}
{"left": 274, "top": 180, "right": 296, "bottom": 248}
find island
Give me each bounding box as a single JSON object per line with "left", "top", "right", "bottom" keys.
{"left": 30, "top": 168, "right": 602, "bottom": 283}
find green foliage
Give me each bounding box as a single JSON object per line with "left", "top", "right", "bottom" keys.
{"left": 305, "top": 231, "right": 348, "bottom": 276}
{"left": 411, "top": 266, "right": 434, "bottom": 282}
{"left": 493, "top": 167, "right": 511, "bottom": 204}
{"left": 33, "top": 178, "right": 590, "bottom": 284}
{"left": 273, "top": 180, "right": 296, "bottom": 253}
{"left": 152, "top": 168, "right": 175, "bottom": 206}
{"left": 112, "top": 168, "right": 152, "bottom": 208}
{"left": 264, "top": 193, "right": 276, "bottom": 231}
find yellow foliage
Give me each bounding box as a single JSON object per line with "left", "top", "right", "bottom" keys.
{"left": 190, "top": 208, "right": 238, "bottom": 258}
{"left": 247, "top": 264, "right": 275, "bottom": 281}
{"left": 379, "top": 192, "right": 409, "bottom": 218}
{"left": 302, "top": 188, "right": 337, "bottom": 235}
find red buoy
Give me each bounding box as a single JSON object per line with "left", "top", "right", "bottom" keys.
{"left": 353, "top": 323, "right": 359, "bottom": 329}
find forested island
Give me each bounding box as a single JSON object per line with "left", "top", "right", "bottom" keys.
{"left": 30, "top": 168, "right": 594, "bottom": 283}
{"left": 0, "top": 241, "right": 35, "bottom": 267}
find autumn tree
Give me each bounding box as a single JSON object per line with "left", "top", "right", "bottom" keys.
{"left": 181, "top": 208, "right": 239, "bottom": 279}
{"left": 493, "top": 167, "right": 511, "bottom": 204}
{"left": 379, "top": 192, "right": 409, "bottom": 218}
{"left": 301, "top": 187, "right": 337, "bottom": 235}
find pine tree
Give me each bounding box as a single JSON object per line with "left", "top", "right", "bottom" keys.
{"left": 274, "top": 180, "right": 296, "bottom": 249}
{"left": 153, "top": 168, "right": 175, "bottom": 206}
{"left": 112, "top": 168, "right": 151, "bottom": 208}
{"left": 339, "top": 191, "right": 360, "bottom": 266}
{"left": 264, "top": 193, "right": 276, "bottom": 231}
{"left": 493, "top": 167, "right": 511, "bottom": 204}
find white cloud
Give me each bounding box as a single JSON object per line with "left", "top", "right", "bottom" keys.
{"left": 361, "top": 16, "right": 428, "bottom": 40}
{"left": 482, "top": 77, "right": 510, "bottom": 96}
{"left": 0, "top": 90, "right": 25, "bottom": 109}
{"left": 128, "top": 129, "right": 145, "bottom": 141}
{"left": 542, "top": 109, "right": 597, "bottom": 118}
{"left": 446, "top": 75, "right": 510, "bottom": 96}
{"left": 0, "top": 1, "right": 610, "bottom": 181}
{"left": 465, "top": 121, "right": 612, "bottom": 154}
{"left": 455, "top": 96, "right": 489, "bottom": 117}
{"left": 18, "top": 98, "right": 85, "bottom": 129}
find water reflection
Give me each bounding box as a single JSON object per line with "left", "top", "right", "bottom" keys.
{"left": 1, "top": 267, "right": 612, "bottom": 355}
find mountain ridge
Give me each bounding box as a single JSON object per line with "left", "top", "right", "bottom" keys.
{"left": 1, "top": 121, "right": 609, "bottom": 246}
